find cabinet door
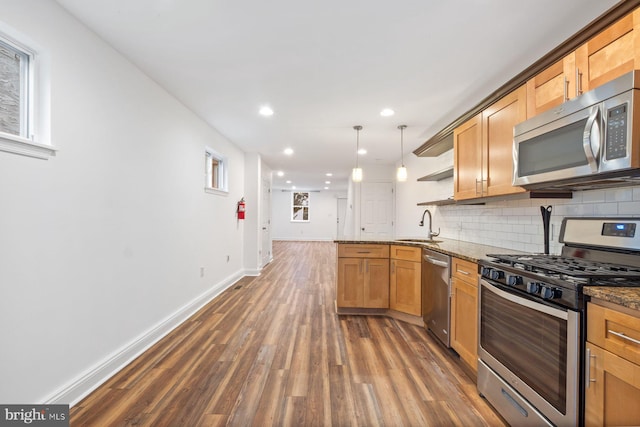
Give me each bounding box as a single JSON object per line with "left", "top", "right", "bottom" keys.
{"left": 364, "top": 258, "right": 390, "bottom": 308}
{"left": 585, "top": 342, "right": 640, "bottom": 427}
{"left": 483, "top": 85, "right": 527, "bottom": 198}
{"left": 576, "top": 8, "right": 640, "bottom": 93}
{"left": 453, "top": 113, "right": 483, "bottom": 200}
{"left": 390, "top": 259, "right": 421, "bottom": 316}
{"left": 337, "top": 258, "right": 364, "bottom": 307}
{"left": 450, "top": 276, "right": 478, "bottom": 371}
{"left": 526, "top": 53, "right": 576, "bottom": 118}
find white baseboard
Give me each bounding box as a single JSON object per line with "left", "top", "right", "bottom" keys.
{"left": 43, "top": 270, "right": 245, "bottom": 407}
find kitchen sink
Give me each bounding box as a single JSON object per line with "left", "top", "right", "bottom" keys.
{"left": 396, "top": 238, "right": 443, "bottom": 244}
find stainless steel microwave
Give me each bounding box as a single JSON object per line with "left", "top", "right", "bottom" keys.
{"left": 513, "top": 70, "right": 640, "bottom": 190}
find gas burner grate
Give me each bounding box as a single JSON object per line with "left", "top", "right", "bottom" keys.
{"left": 485, "top": 254, "right": 640, "bottom": 281}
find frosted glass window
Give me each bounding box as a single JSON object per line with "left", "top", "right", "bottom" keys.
{"left": 0, "top": 39, "right": 29, "bottom": 138}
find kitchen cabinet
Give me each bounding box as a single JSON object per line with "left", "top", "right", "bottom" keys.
{"left": 337, "top": 244, "right": 389, "bottom": 308}
{"left": 450, "top": 257, "right": 478, "bottom": 371}
{"left": 453, "top": 86, "right": 527, "bottom": 201}
{"left": 453, "top": 114, "right": 482, "bottom": 200}
{"left": 576, "top": 8, "right": 640, "bottom": 95}
{"left": 585, "top": 302, "right": 640, "bottom": 426}
{"left": 390, "top": 245, "right": 421, "bottom": 316}
{"left": 526, "top": 53, "right": 577, "bottom": 118}
{"left": 528, "top": 8, "right": 640, "bottom": 120}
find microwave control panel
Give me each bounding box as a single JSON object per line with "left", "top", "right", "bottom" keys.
{"left": 606, "top": 103, "right": 628, "bottom": 160}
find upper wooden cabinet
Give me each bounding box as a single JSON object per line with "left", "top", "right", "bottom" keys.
{"left": 576, "top": 8, "right": 640, "bottom": 94}
{"left": 453, "top": 113, "right": 482, "bottom": 200}
{"left": 453, "top": 86, "right": 527, "bottom": 201}
{"left": 528, "top": 8, "right": 640, "bottom": 119}
{"left": 526, "top": 53, "right": 577, "bottom": 118}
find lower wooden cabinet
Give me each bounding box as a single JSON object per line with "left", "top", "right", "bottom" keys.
{"left": 390, "top": 258, "right": 421, "bottom": 316}
{"left": 450, "top": 257, "right": 478, "bottom": 371}
{"left": 585, "top": 301, "right": 640, "bottom": 426}
{"left": 585, "top": 342, "right": 640, "bottom": 426}
{"left": 337, "top": 244, "right": 390, "bottom": 309}
{"left": 389, "top": 245, "right": 421, "bottom": 316}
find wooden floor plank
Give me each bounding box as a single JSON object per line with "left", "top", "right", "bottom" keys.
{"left": 70, "top": 241, "right": 505, "bottom": 426}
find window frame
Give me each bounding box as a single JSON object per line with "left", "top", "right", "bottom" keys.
{"left": 204, "top": 146, "right": 229, "bottom": 195}
{"left": 0, "top": 24, "right": 54, "bottom": 160}
{"left": 291, "top": 191, "right": 310, "bottom": 222}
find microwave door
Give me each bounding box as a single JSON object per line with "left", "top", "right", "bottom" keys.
{"left": 513, "top": 106, "right": 600, "bottom": 187}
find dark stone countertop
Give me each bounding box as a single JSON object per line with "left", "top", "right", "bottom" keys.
{"left": 334, "top": 237, "right": 527, "bottom": 263}
{"left": 584, "top": 286, "right": 640, "bottom": 311}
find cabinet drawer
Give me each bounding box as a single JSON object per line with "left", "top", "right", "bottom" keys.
{"left": 451, "top": 257, "right": 477, "bottom": 285}
{"left": 338, "top": 244, "right": 389, "bottom": 259}
{"left": 588, "top": 302, "right": 640, "bottom": 365}
{"left": 390, "top": 245, "right": 421, "bottom": 262}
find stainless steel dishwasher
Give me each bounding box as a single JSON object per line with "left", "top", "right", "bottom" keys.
{"left": 421, "top": 248, "right": 451, "bottom": 347}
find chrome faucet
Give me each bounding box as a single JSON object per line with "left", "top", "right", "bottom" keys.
{"left": 419, "top": 209, "right": 440, "bottom": 240}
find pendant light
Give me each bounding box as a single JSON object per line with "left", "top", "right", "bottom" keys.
{"left": 352, "top": 125, "right": 363, "bottom": 182}
{"left": 397, "top": 124, "right": 408, "bottom": 182}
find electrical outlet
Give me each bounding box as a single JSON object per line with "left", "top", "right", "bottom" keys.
{"left": 226, "top": 255, "right": 230, "bottom": 262}
{"left": 200, "top": 267, "right": 205, "bottom": 278}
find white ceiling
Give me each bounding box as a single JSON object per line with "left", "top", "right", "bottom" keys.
{"left": 55, "top": 0, "right": 620, "bottom": 191}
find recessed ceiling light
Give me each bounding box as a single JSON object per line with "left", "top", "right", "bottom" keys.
{"left": 324, "top": 186, "right": 329, "bottom": 190}
{"left": 276, "top": 171, "right": 284, "bottom": 177}
{"left": 259, "top": 105, "right": 274, "bottom": 116}
{"left": 284, "top": 147, "right": 294, "bottom": 155}
{"left": 325, "top": 181, "right": 331, "bottom": 184}
{"left": 380, "top": 108, "right": 395, "bottom": 117}
{"left": 358, "top": 148, "right": 367, "bottom": 155}
{"left": 286, "top": 180, "right": 292, "bottom": 184}
{"left": 326, "top": 173, "right": 333, "bottom": 177}
{"left": 291, "top": 185, "right": 296, "bottom": 189}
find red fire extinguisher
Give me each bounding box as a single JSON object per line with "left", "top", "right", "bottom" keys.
{"left": 237, "top": 198, "right": 246, "bottom": 220}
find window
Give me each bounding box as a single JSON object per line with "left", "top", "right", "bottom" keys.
{"left": 0, "top": 39, "right": 29, "bottom": 138}
{"left": 291, "top": 192, "right": 310, "bottom": 222}
{"left": 205, "top": 147, "right": 228, "bottom": 194}
{"left": 0, "top": 25, "right": 53, "bottom": 159}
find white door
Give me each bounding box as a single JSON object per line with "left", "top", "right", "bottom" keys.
{"left": 261, "top": 177, "right": 272, "bottom": 267}
{"left": 360, "top": 182, "right": 394, "bottom": 238}
{"left": 336, "top": 197, "right": 347, "bottom": 239}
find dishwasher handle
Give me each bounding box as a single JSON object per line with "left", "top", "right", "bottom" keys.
{"left": 424, "top": 255, "right": 449, "bottom": 268}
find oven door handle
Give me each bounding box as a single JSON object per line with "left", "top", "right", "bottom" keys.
{"left": 480, "top": 279, "right": 568, "bottom": 320}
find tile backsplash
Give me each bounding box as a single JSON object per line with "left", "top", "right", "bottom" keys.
{"left": 435, "top": 185, "right": 640, "bottom": 254}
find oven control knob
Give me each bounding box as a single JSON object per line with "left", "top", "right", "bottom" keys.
{"left": 481, "top": 267, "right": 493, "bottom": 278}
{"left": 526, "top": 282, "right": 541, "bottom": 294}
{"left": 540, "top": 286, "right": 561, "bottom": 300}
{"left": 506, "top": 275, "right": 523, "bottom": 286}
{"left": 490, "top": 270, "right": 504, "bottom": 280}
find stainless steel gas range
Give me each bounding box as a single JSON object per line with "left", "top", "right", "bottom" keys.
{"left": 477, "top": 217, "right": 640, "bottom": 427}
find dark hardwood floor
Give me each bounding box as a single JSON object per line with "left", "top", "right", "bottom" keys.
{"left": 70, "top": 241, "right": 505, "bottom": 426}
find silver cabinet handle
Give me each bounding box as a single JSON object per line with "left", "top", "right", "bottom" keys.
{"left": 576, "top": 68, "right": 583, "bottom": 96}
{"left": 608, "top": 330, "right": 640, "bottom": 346}
{"left": 585, "top": 347, "right": 596, "bottom": 388}
{"left": 563, "top": 76, "right": 569, "bottom": 102}
{"left": 457, "top": 269, "right": 470, "bottom": 275}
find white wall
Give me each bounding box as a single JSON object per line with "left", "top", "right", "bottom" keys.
{"left": 395, "top": 149, "right": 640, "bottom": 254}
{"left": 0, "top": 1, "right": 247, "bottom": 405}
{"left": 272, "top": 190, "right": 346, "bottom": 240}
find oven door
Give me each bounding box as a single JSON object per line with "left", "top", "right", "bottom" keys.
{"left": 478, "top": 279, "right": 580, "bottom": 427}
